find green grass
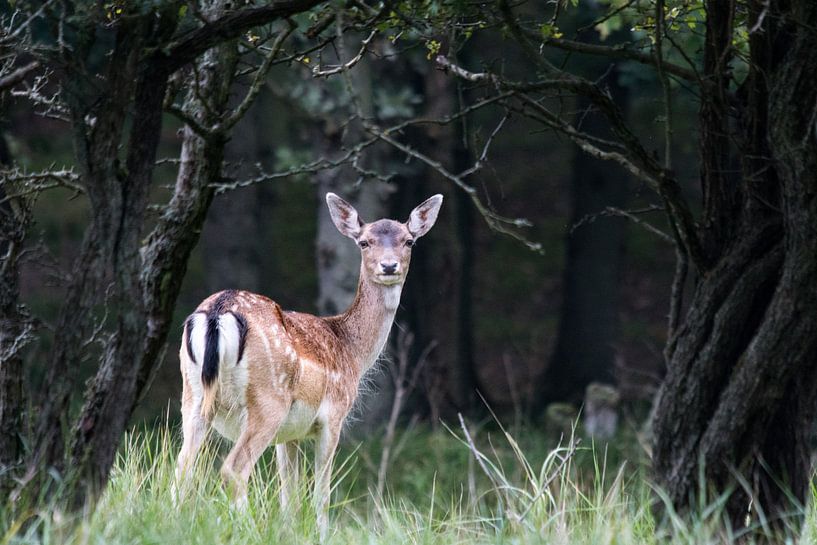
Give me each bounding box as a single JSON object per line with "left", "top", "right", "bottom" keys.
{"left": 2, "top": 421, "right": 811, "bottom": 544}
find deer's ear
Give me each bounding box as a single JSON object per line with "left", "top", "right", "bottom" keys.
{"left": 326, "top": 193, "right": 363, "bottom": 239}
{"left": 407, "top": 194, "right": 443, "bottom": 238}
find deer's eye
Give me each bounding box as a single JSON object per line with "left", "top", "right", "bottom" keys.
{"left": 405, "top": 239, "right": 415, "bottom": 248}
{"left": 359, "top": 240, "right": 370, "bottom": 249}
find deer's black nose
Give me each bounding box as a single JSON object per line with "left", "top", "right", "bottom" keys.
{"left": 381, "top": 262, "right": 398, "bottom": 275}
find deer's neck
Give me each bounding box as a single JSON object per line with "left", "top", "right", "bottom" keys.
{"left": 335, "top": 272, "right": 402, "bottom": 374}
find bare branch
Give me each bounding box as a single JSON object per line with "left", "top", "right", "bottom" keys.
{"left": 436, "top": 55, "right": 711, "bottom": 270}
{"left": 331, "top": 28, "right": 542, "bottom": 252}
{"left": 166, "top": 104, "right": 215, "bottom": 140}
{"left": 0, "top": 61, "right": 40, "bottom": 92}
{"left": 376, "top": 330, "right": 435, "bottom": 497}
{"left": 212, "top": 136, "right": 380, "bottom": 193}
{"left": 220, "top": 21, "right": 297, "bottom": 130}
{"left": 311, "top": 30, "right": 375, "bottom": 77}
{"left": 572, "top": 205, "right": 674, "bottom": 244}
{"left": 10, "top": 70, "right": 69, "bottom": 121}
{"left": 511, "top": 96, "right": 657, "bottom": 184}
{"left": 362, "top": 120, "right": 542, "bottom": 252}
{"left": 0, "top": 167, "right": 84, "bottom": 203}
{"left": 540, "top": 36, "right": 698, "bottom": 82}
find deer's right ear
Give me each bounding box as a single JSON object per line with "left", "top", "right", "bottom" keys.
{"left": 326, "top": 193, "right": 363, "bottom": 239}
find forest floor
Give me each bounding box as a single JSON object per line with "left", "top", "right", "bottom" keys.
{"left": 3, "top": 421, "right": 813, "bottom": 544}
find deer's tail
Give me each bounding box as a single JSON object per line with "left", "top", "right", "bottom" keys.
{"left": 184, "top": 298, "right": 248, "bottom": 420}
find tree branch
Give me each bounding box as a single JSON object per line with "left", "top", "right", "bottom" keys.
{"left": 220, "top": 20, "right": 296, "bottom": 130}
{"left": 435, "top": 55, "right": 710, "bottom": 270}
{"left": 161, "top": 0, "right": 325, "bottom": 71}
{"left": 538, "top": 36, "right": 698, "bottom": 83}
{"left": 0, "top": 61, "right": 40, "bottom": 92}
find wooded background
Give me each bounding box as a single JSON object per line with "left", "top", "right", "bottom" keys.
{"left": 2, "top": 0, "right": 816, "bottom": 530}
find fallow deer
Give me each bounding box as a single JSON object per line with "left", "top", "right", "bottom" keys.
{"left": 175, "top": 192, "right": 443, "bottom": 538}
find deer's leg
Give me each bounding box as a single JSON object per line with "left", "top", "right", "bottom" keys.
{"left": 276, "top": 442, "right": 300, "bottom": 511}
{"left": 314, "top": 420, "right": 341, "bottom": 541}
{"left": 221, "top": 401, "right": 287, "bottom": 506}
{"left": 175, "top": 373, "right": 207, "bottom": 498}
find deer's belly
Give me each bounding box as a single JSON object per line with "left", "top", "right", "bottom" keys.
{"left": 213, "top": 406, "right": 245, "bottom": 442}
{"left": 274, "top": 400, "right": 319, "bottom": 443}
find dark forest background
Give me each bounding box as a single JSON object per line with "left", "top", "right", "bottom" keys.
{"left": 9, "top": 14, "right": 693, "bottom": 428}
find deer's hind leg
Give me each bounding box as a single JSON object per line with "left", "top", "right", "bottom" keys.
{"left": 221, "top": 396, "right": 289, "bottom": 506}
{"left": 175, "top": 367, "right": 208, "bottom": 498}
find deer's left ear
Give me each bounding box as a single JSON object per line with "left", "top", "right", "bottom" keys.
{"left": 407, "top": 194, "right": 443, "bottom": 238}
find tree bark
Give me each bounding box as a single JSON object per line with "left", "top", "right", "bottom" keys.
{"left": 652, "top": 0, "right": 817, "bottom": 523}
{"left": 0, "top": 132, "right": 30, "bottom": 496}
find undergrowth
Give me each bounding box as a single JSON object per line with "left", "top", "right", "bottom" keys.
{"left": 1, "top": 419, "right": 811, "bottom": 544}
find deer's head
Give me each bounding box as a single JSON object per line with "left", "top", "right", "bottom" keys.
{"left": 326, "top": 192, "right": 443, "bottom": 287}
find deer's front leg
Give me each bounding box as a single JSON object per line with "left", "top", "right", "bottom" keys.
{"left": 314, "top": 418, "right": 342, "bottom": 542}
{"left": 276, "top": 441, "right": 300, "bottom": 511}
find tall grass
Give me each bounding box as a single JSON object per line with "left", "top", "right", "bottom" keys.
{"left": 2, "top": 420, "right": 811, "bottom": 544}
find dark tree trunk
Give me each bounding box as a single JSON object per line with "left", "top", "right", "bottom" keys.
{"left": 397, "top": 62, "right": 479, "bottom": 418}
{"left": 203, "top": 92, "right": 271, "bottom": 294}
{"left": 0, "top": 132, "right": 30, "bottom": 495}
{"left": 64, "top": 28, "right": 237, "bottom": 505}
{"left": 652, "top": 0, "right": 817, "bottom": 524}
{"left": 543, "top": 67, "right": 629, "bottom": 404}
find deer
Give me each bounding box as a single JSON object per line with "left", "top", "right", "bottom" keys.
{"left": 174, "top": 192, "right": 443, "bottom": 539}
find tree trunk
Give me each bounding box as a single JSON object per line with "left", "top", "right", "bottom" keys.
{"left": 0, "top": 132, "right": 30, "bottom": 495}
{"left": 8, "top": 0, "right": 323, "bottom": 511}
{"left": 543, "top": 69, "right": 629, "bottom": 405}
{"left": 408, "top": 62, "right": 478, "bottom": 417}
{"left": 314, "top": 52, "right": 394, "bottom": 432}
{"left": 203, "top": 92, "right": 270, "bottom": 294}
{"left": 652, "top": 0, "right": 817, "bottom": 523}
{"left": 66, "top": 25, "right": 238, "bottom": 504}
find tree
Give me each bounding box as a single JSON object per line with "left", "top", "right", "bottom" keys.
{"left": 399, "top": 0, "right": 817, "bottom": 525}
{"left": 543, "top": 10, "right": 632, "bottom": 406}
{"left": 1, "top": 0, "right": 325, "bottom": 508}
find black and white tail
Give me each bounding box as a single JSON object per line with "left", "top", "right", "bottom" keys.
{"left": 184, "top": 292, "right": 248, "bottom": 419}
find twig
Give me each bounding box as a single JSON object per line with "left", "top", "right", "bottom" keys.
{"left": 312, "top": 30, "right": 376, "bottom": 77}
{"left": 457, "top": 413, "right": 503, "bottom": 492}
{"left": 0, "top": 61, "right": 40, "bottom": 92}
{"left": 220, "top": 20, "right": 297, "bottom": 130}
{"left": 376, "top": 331, "right": 435, "bottom": 496}
{"left": 0, "top": 167, "right": 84, "bottom": 203}
{"left": 335, "top": 38, "right": 541, "bottom": 251}
{"left": 572, "top": 205, "right": 673, "bottom": 244}
{"left": 436, "top": 55, "right": 710, "bottom": 270}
